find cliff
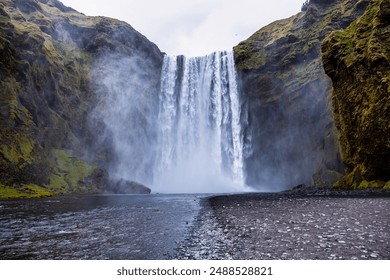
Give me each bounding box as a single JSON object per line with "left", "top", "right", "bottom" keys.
{"left": 234, "top": 0, "right": 370, "bottom": 190}
{"left": 0, "top": 0, "right": 162, "bottom": 198}
{"left": 2, "top": 0, "right": 387, "bottom": 197}
{"left": 322, "top": 0, "right": 390, "bottom": 188}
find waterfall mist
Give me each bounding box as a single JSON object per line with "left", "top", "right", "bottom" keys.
{"left": 153, "top": 51, "right": 251, "bottom": 193}
{"left": 90, "top": 53, "right": 160, "bottom": 186}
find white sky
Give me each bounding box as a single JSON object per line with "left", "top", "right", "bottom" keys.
{"left": 60, "top": 0, "right": 304, "bottom": 56}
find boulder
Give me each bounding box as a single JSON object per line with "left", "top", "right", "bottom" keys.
{"left": 109, "top": 179, "right": 151, "bottom": 194}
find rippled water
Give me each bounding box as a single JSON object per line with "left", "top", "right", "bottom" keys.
{"left": 0, "top": 194, "right": 204, "bottom": 260}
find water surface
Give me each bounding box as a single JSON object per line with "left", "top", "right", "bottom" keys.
{"left": 0, "top": 194, "right": 204, "bottom": 259}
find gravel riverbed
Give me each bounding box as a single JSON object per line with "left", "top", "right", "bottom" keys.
{"left": 1, "top": 192, "right": 388, "bottom": 260}
{"left": 177, "top": 192, "right": 390, "bottom": 260}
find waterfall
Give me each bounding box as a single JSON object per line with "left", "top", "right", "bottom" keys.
{"left": 153, "top": 51, "right": 249, "bottom": 193}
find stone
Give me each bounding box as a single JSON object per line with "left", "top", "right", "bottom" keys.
{"left": 109, "top": 179, "right": 151, "bottom": 194}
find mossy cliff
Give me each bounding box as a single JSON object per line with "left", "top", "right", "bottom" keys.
{"left": 234, "top": 0, "right": 370, "bottom": 189}
{"left": 2, "top": 0, "right": 386, "bottom": 196}
{"left": 0, "top": 0, "right": 162, "bottom": 198}
{"left": 322, "top": 0, "right": 390, "bottom": 188}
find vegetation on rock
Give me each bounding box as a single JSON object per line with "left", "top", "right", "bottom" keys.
{"left": 234, "top": 0, "right": 370, "bottom": 189}
{"left": 1, "top": 0, "right": 387, "bottom": 196}
{"left": 322, "top": 0, "right": 390, "bottom": 188}
{"left": 0, "top": 0, "right": 162, "bottom": 198}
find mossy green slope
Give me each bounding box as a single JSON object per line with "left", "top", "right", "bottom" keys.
{"left": 0, "top": 0, "right": 101, "bottom": 198}
{"left": 322, "top": 0, "right": 390, "bottom": 188}
{"left": 0, "top": 0, "right": 163, "bottom": 198}
{"left": 234, "top": 0, "right": 370, "bottom": 189}
{"left": 47, "top": 149, "right": 98, "bottom": 194}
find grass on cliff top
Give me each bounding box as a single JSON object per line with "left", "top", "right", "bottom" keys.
{"left": 234, "top": 0, "right": 368, "bottom": 71}
{"left": 234, "top": 14, "right": 300, "bottom": 71}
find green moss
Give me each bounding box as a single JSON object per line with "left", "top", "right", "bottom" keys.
{"left": 20, "top": 136, "right": 33, "bottom": 158}
{"left": 0, "top": 184, "right": 21, "bottom": 199}
{"left": 21, "top": 184, "right": 53, "bottom": 198}
{"left": 47, "top": 149, "right": 96, "bottom": 193}
{"left": 326, "top": 0, "right": 387, "bottom": 68}
{"left": 0, "top": 183, "right": 53, "bottom": 199}
{"left": 357, "top": 180, "right": 369, "bottom": 188}
{"left": 234, "top": 42, "right": 267, "bottom": 70}
{"left": 335, "top": 176, "right": 388, "bottom": 190}
{"left": 42, "top": 38, "right": 62, "bottom": 65}
{"left": 1, "top": 0, "right": 155, "bottom": 198}
{"left": 0, "top": 78, "right": 33, "bottom": 127}
{"left": 371, "top": 180, "right": 385, "bottom": 188}
{"left": 47, "top": 173, "right": 68, "bottom": 194}
{"left": 358, "top": 180, "right": 385, "bottom": 189}
{"left": 332, "top": 31, "right": 358, "bottom": 67}
{"left": 322, "top": 0, "right": 390, "bottom": 188}
{"left": 0, "top": 134, "right": 35, "bottom": 164}
{"left": 1, "top": 144, "right": 20, "bottom": 163}
{"left": 332, "top": 180, "right": 344, "bottom": 189}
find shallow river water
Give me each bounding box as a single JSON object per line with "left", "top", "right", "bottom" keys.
{"left": 0, "top": 194, "right": 204, "bottom": 260}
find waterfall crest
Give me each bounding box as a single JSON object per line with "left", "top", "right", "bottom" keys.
{"left": 153, "top": 51, "right": 249, "bottom": 193}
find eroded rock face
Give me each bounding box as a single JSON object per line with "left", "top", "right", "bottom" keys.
{"left": 0, "top": 0, "right": 163, "bottom": 197}
{"left": 234, "top": 0, "right": 369, "bottom": 190}
{"left": 322, "top": 0, "right": 390, "bottom": 187}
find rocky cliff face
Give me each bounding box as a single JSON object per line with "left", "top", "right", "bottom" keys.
{"left": 234, "top": 0, "right": 370, "bottom": 190}
{"left": 322, "top": 0, "right": 390, "bottom": 188}
{"left": 2, "top": 0, "right": 386, "bottom": 197}
{"left": 0, "top": 0, "right": 162, "bottom": 198}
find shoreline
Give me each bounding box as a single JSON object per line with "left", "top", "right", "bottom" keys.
{"left": 177, "top": 189, "right": 390, "bottom": 260}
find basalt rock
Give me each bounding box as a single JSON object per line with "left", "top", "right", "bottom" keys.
{"left": 322, "top": 0, "right": 390, "bottom": 188}
{"left": 234, "top": 0, "right": 370, "bottom": 189}
{"left": 0, "top": 0, "right": 163, "bottom": 198}
{"left": 108, "top": 179, "right": 151, "bottom": 195}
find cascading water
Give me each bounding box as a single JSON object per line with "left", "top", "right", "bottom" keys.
{"left": 153, "top": 50, "right": 250, "bottom": 193}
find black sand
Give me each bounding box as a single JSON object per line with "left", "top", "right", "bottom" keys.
{"left": 177, "top": 191, "right": 390, "bottom": 260}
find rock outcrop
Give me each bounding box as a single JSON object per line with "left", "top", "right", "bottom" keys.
{"left": 108, "top": 179, "right": 151, "bottom": 195}
{"left": 322, "top": 0, "right": 390, "bottom": 188}
{"left": 234, "top": 0, "right": 370, "bottom": 190}
{"left": 0, "top": 0, "right": 162, "bottom": 198}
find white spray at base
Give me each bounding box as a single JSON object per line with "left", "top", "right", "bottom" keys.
{"left": 153, "top": 51, "right": 252, "bottom": 193}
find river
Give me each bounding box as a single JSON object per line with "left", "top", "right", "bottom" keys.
{"left": 0, "top": 194, "right": 205, "bottom": 260}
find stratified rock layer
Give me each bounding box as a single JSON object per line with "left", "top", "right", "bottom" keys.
{"left": 322, "top": 0, "right": 390, "bottom": 187}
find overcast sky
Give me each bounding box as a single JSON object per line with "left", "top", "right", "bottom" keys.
{"left": 60, "top": 0, "right": 304, "bottom": 56}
